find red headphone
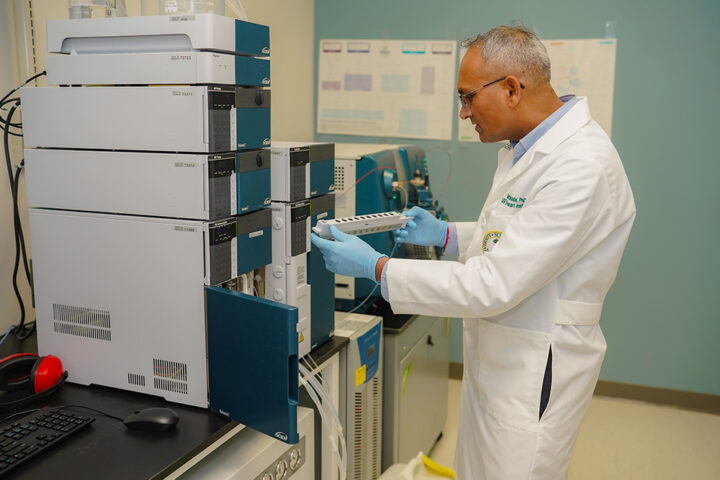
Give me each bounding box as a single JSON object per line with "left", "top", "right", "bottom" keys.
{"left": 0, "top": 353, "right": 67, "bottom": 412}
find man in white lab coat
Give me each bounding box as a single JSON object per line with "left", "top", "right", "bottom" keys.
{"left": 311, "top": 25, "right": 635, "bottom": 479}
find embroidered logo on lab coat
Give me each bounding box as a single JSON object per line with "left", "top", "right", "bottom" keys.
{"left": 501, "top": 194, "right": 525, "bottom": 209}
{"left": 482, "top": 231, "right": 502, "bottom": 254}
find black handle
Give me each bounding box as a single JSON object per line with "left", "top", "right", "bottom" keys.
{"left": 427, "top": 335, "right": 434, "bottom": 347}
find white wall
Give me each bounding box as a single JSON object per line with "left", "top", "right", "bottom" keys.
{"left": 241, "top": 0, "right": 315, "bottom": 140}
{"left": 0, "top": 0, "right": 316, "bottom": 331}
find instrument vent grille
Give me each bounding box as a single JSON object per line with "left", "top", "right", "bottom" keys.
{"left": 52, "top": 303, "right": 112, "bottom": 341}
{"left": 153, "top": 359, "right": 188, "bottom": 395}
{"left": 371, "top": 375, "right": 381, "bottom": 477}
{"left": 128, "top": 373, "right": 146, "bottom": 387}
{"left": 153, "top": 378, "right": 188, "bottom": 394}
{"left": 354, "top": 391, "right": 363, "bottom": 479}
{"left": 53, "top": 303, "right": 111, "bottom": 328}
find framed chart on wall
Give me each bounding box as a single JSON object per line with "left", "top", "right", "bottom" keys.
{"left": 317, "top": 39, "right": 457, "bottom": 140}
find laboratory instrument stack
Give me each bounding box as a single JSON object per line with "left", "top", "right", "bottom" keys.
{"left": 21, "top": 14, "right": 303, "bottom": 444}
{"left": 268, "top": 142, "right": 336, "bottom": 358}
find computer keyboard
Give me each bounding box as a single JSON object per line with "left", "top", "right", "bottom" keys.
{"left": 0, "top": 407, "right": 95, "bottom": 475}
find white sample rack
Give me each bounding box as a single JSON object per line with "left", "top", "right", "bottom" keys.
{"left": 312, "top": 212, "right": 410, "bottom": 239}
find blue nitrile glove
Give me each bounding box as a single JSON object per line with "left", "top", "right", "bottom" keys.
{"left": 394, "top": 206, "right": 448, "bottom": 247}
{"left": 310, "top": 226, "right": 386, "bottom": 281}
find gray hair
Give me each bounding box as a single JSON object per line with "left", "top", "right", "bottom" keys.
{"left": 462, "top": 25, "right": 551, "bottom": 84}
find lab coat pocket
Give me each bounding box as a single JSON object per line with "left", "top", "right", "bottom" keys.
{"left": 470, "top": 319, "right": 550, "bottom": 431}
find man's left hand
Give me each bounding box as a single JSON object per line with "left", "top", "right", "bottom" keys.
{"left": 310, "top": 226, "right": 386, "bottom": 281}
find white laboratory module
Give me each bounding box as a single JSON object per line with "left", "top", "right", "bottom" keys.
{"left": 45, "top": 13, "right": 270, "bottom": 86}
{"left": 267, "top": 201, "right": 312, "bottom": 357}
{"left": 21, "top": 85, "right": 270, "bottom": 153}
{"left": 335, "top": 312, "right": 383, "bottom": 480}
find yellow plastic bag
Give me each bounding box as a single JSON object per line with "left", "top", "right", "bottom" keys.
{"left": 378, "top": 452, "right": 456, "bottom": 479}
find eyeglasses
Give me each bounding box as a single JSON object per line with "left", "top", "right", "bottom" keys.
{"left": 457, "top": 76, "right": 525, "bottom": 110}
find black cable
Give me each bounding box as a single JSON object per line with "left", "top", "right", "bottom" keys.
{"left": 3, "top": 102, "right": 27, "bottom": 334}
{"left": 0, "top": 130, "right": 22, "bottom": 138}
{"left": 0, "top": 96, "right": 23, "bottom": 136}
{"left": 3, "top": 101, "right": 19, "bottom": 198}
{"left": 3, "top": 99, "right": 35, "bottom": 339}
{"left": 9, "top": 222, "right": 26, "bottom": 331}
{"left": 10, "top": 163, "right": 26, "bottom": 330}
{"left": 0, "top": 71, "right": 45, "bottom": 133}
{"left": 0, "top": 127, "right": 22, "bottom": 135}
{"left": 0, "top": 97, "right": 21, "bottom": 108}
{"left": 11, "top": 166, "right": 35, "bottom": 342}
{"left": 13, "top": 161, "right": 32, "bottom": 290}
{"left": 2, "top": 74, "right": 46, "bottom": 337}
{"left": 0, "top": 71, "right": 45, "bottom": 108}
{"left": 0, "top": 408, "right": 41, "bottom": 425}
{"left": 0, "top": 96, "right": 24, "bottom": 128}
{"left": 12, "top": 159, "right": 35, "bottom": 341}
{"left": 15, "top": 321, "right": 36, "bottom": 341}
{"left": 0, "top": 122, "right": 22, "bottom": 133}
{"left": 0, "top": 118, "right": 21, "bottom": 128}
{"left": 57, "top": 405, "right": 124, "bottom": 423}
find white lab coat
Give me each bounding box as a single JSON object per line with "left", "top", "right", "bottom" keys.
{"left": 386, "top": 97, "right": 635, "bottom": 479}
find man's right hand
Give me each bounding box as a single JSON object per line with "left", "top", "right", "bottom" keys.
{"left": 394, "top": 206, "right": 447, "bottom": 247}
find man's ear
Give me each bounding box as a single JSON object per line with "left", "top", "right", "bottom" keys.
{"left": 505, "top": 75, "right": 523, "bottom": 107}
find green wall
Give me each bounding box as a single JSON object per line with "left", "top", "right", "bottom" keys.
{"left": 315, "top": 0, "right": 720, "bottom": 395}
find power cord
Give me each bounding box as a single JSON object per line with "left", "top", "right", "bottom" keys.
{"left": 56, "top": 405, "right": 124, "bottom": 423}
{"left": 12, "top": 159, "right": 36, "bottom": 341}
{"left": 0, "top": 71, "right": 45, "bottom": 109}
{"left": 4, "top": 102, "right": 28, "bottom": 332}
{"left": 2, "top": 72, "right": 46, "bottom": 340}
{"left": 0, "top": 97, "right": 23, "bottom": 137}
{"left": 0, "top": 408, "right": 42, "bottom": 424}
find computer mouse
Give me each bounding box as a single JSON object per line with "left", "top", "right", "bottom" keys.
{"left": 123, "top": 407, "right": 179, "bottom": 432}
